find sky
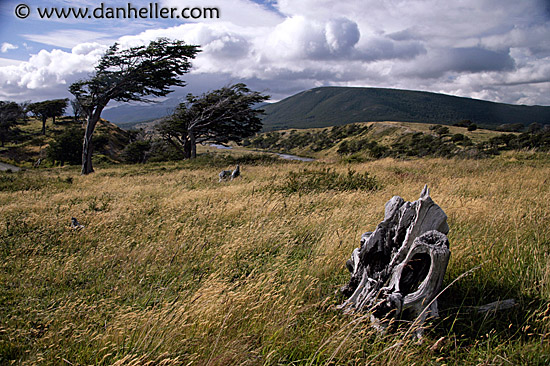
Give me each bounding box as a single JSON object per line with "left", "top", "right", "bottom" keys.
{"left": 0, "top": 0, "right": 549, "bottom": 107}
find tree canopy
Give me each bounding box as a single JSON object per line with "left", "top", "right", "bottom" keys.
{"left": 69, "top": 38, "right": 200, "bottom": 174}
{"left": 28, "top": 99, "right": 68, "bottom": 135}
{"left": 0, "top": 101, "right": 25, "bottom": 147}
{"left": 158, "top": 83, "right": 269, "bottom": 159}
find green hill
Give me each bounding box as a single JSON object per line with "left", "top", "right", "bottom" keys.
{"left": 261, "top": 87, "right": 550, "bottom": 130}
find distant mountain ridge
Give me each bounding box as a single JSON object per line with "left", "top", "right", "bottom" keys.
{"left": 102, "top": 97, "right": 181, "bottom": 128}
{"left": 103, "top": 86, "right": 550, "bottom": 131}
{"left": 260, "top": 87, "right": 550, "bottom": 130}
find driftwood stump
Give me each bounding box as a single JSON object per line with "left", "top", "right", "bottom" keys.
{"left": 339, "top": 185, "right": 450, "bottom": 332}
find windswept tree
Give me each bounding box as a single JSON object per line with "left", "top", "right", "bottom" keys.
{"left": 69, "top": 38, "right": 200, "bottom": 174}
{"left": 28, "top": 98, "right": 68, "bottom": 135}
{"left": 0, "top": 101, "right": 25, "bottom": 147}
{"left": 158, "top": 83, "right": 269, "bottom": 159}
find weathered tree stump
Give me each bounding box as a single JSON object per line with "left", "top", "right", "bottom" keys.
{"left": 339, "top": 185, "right": 450, "bottom": 332}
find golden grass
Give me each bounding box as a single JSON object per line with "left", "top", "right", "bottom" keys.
{"left": 1, "top": 152, "right": 549, "bottom": 365}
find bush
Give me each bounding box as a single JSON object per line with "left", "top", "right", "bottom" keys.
{"left": 467, "top": 124, "right": 478, "bottom": 131}
{"left": 390, "top": 132, "right": 457, "bottom": 158}
{"left": 451, "top": 133, "right": 467, "bottom": 142}
{"left": 430, "top": 125, "right": 450, "bottom": 136}
{"left": 46, "top": 126, "right": 83, "bottom": 165}
{"left": 122, "top": 140, "right": 151, "bottom": 163}
{"left": 146, "top": 140, "right": 183, "bottom": 162}
{"left": 454, "top": 119, "right": 473, "bottom": 127}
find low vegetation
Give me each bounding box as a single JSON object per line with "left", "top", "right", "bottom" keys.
{"left": 1, "top": 151, "right": 549, "bottom": 365}
{"left": 245, "top": 121, "right": 550, "bottom": 161}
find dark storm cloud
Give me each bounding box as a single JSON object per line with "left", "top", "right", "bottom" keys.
{"left": 445, "top": 47, "right": 515, "bottom": 73}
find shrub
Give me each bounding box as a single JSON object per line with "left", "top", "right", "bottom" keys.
{"left": 46, "top": 126, "right": 83, "bottom": 165}
{"left": 451, "top": 133, "right": 467, "bottom": 142}
{"left": 454, "top": 119, "right": 473, "bottom": 127}
{"left": 146, "top": 140, "right": 183, "bottom": 162}
{"left": 430, "top": 125, "right": 450, "bottom": 136}
{"left": 122, "top": 140, "right": 151, "bottom": 163}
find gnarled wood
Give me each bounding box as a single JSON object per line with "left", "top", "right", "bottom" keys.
{"left": 339, "top": 185, "right": 450, "bottom": 331}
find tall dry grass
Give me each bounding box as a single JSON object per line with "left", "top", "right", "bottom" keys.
{"left": 1, "top": 152, "right": 549, "bottom": 365}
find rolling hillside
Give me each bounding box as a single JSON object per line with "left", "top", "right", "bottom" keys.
{"left": 261, "top": 87, "right": 550, "bottom": 130}
{"left": 0, "top": 117, "right": 130, "bottom": 167}
{"left": 244, "top": 121, "right": 533, "bottom": 162}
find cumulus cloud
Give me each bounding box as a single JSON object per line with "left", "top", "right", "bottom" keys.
{"left": 325, "top": 18, "right": 360, "bottom": 53}
{"left": 0, "top": 43, "right": 106, "bottom": 100}
{"left": 1, "top": 42, "right": 18, "bottom": 53}
{"left": 1, "top": 0, "right": 550, "bottom": 105}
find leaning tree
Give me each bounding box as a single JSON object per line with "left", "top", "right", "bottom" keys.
{"left": 157, "top": 83, "right": 269, "bottom": 159}
{"left": 69, "top": 38, "right": 200, "bottom": 174}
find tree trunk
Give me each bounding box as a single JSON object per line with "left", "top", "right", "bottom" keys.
{"left": 41, "top": 116, "right": 47, "bottom": 135}
{"left": 182, "top": 138, "right": 191, "bottom": 159}
{"left": 81, "top": 107, "right": 103, "bottom": 175}
{"left": 189, "top": 130, "right": 196, "bottom": 159}
{"left": 339, "top": 185, "right": 450, "bottom": 335}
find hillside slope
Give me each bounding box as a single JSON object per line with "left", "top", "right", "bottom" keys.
{"left": 261, "top": 87, "right": 550, "bottom": 130}
{"left": 0, "top": 117, "right": 130, "bottom": 167}
{"left": 243, "top": 121, "right": 550, "bottom": 162}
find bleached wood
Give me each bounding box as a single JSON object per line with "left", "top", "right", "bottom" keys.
{"left": 339, "top": 185, "right": 451, "bottom": 330}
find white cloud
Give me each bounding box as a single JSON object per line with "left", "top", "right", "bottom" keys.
{"left": 0, "top": 43, "right": 106, "bottom": 100}
{"left": 0, "top": 57, "right": 23, "bottom": 67}
{"left": 1, "top": 42, "right": 18, "bottom": 53}
{"left": 326, "top": 18, "right": 360, "bottom": 53}
{"left": 23, "top": 30, "right": 114, "bottom": 48}
{"left": 1, "top": 0, "right": 550, "bottom": 105}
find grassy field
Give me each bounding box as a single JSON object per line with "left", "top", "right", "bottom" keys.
{"left": 1, "top": 151, "right": 549, "bottom": 365}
